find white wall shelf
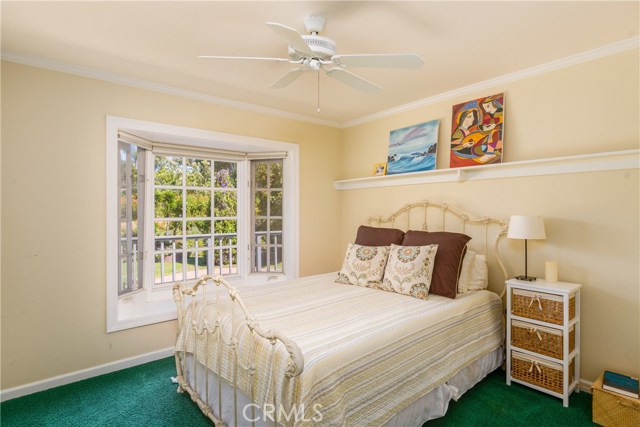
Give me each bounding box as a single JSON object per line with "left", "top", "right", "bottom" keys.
{"left": 334, "top": 149, "right": 639, "bottom": 191}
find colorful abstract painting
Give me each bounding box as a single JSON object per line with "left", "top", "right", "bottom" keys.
{"left": 450, "top": 93, "right": 504, "bottom": 168}
{"left": 387, "top": 120, "right": 439, "bottom": 175}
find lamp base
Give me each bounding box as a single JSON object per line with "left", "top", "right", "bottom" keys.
{"left": 515, "top": 275, "right": 537, "bottom": 281}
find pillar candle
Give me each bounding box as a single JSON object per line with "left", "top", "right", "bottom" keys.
{"left": 545, "top": 261, "right": 558, "bottom": 282}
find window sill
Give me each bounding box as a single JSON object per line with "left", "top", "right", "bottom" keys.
{"left": 334, "top": 150, "right": 639, "bottom": 190}
{"left": 107, "top": 273, "right": 294, "bottom": 333}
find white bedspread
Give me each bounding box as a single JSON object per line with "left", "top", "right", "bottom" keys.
{"left": 175, "top": 272, "right": 504, "bottom": 427}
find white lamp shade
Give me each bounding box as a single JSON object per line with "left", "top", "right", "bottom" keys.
{"left": 507, "top": 215, "right": 546, "bottom": 240}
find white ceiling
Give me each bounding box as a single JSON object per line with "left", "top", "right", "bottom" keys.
{"left": 2, "top": 1, "right": 639, "bottom": 126}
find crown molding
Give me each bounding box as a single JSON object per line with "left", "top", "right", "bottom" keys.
{"left": 3, "top": 36, "right": 638, "bottom": 130}
{"left": 341, "top": 37, "right": 640, "bottom": 128}
{"left": 0, "top": 50, "right": 341, "bottom": 128}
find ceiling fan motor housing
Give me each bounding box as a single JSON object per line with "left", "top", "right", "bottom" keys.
{"left": 288, "top": 35, "right": 336, "bottom": 61}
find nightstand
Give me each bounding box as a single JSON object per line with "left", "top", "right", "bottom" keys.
{"left": 506, "top": 278, "right": 581, "bottom": 407}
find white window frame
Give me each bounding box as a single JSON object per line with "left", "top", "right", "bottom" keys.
{"left": 106, "top": 116, "right": 299, "bottom": 333}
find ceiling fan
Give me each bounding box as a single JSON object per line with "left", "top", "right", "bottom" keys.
{"left": 199, "top": 16, "right": 424, "bottom": 111}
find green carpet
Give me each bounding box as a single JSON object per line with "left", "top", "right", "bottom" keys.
{"left": 1, "top": 357, "right": 593, "bottom": 426}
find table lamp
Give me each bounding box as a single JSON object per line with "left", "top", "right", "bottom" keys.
{"left": 507, "top": 215, "right": 546, "bottom": 281}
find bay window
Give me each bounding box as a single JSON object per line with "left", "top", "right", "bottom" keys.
{"left": 107, "top": 117, "right": 299, "bottom": 332}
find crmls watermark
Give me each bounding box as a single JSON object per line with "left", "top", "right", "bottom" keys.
{"left": 242, "top": 403, "right": 323, "bottom": 423}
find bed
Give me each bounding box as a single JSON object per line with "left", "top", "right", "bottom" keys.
{"left": 173, "top": 201, "right": 509, "bottom": 426}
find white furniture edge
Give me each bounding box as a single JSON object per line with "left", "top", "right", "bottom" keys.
{"left": 335, "top": 149, "right": 639, "bottom": 190}
{"left": 0, "top": 347, "right": 174, "bottom": 402}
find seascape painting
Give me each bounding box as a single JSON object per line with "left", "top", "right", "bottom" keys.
{"left": 387, "top": 120, "right": 439, "bottom": 175}
{"left": 450, "top": 93, "right": 504, "bottom": 168}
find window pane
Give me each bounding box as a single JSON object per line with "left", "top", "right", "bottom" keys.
{"left": 270, "top": 161, "right": 283, "bottom": 188}
{"left": 254, "top": 246, "right": 268, "bottom": 272}
{"left": 269, "top": 232, "right": 282, "bottom": 245}
{"left": 154, "top": 156, "right": 183, "bottom": 186}
{"left": 270, "top": 191, "right": 282, "bottom": 216}
{"left": 118, "top": 147, "right": 127, "bottom": 184}
{"left": 214, "top": 162, "right": 237, "bottom": 188}
{"left": 214, "top": 234, "right": 237, "bottom": 247}
{"left": 186, "top": 190, "right": 211, "bottom": 218}
{"left": 154, "top": 252, "right": 184, "bottom": 284}
{"left": 270, "top": 219, "right": 283, "bottom": 232}
{"left": 120, "top": 189, "right": 127, "bottom": 220}
{"left": 121, "top": 257, "right": 128, "bottom": 291}
{"left": 215, "top": 220, "right": 237, "bottom": 235}
{"left": 255, "top": 219, "right": 267, "bottom": 232}
{"left": 186, "top": 220, "right": 211, "bottom": 235}
{"left": 254, "top": 162, "right": 268, "bottom": 188}
{"left": 270, "top": 247, "right": 283, "bottom": 272}
{"left": 186, "top": 158, "right": 211, "bottom": 187}
{"left": 154, "top": 220, "right": 182, "bottom": 237}
{"left": 186, "top": 237, "right": 211, "bottom": 249}
{"left": 155, "top": 189, "right": 183, "bottom": 218}
{"left": 213, "top": 247, "right": 236, "bottom": 273}
{"left": 155, "top": 237, "right": 182, "bottom": 251}
{"left": 255, "top": 191, "right": 268, "bottom": 216}
{"left": 214, "top": 190, "right": 237, "bottom": 217}
{"left": 185, "top": 250, "right": 209, "bottom": 280}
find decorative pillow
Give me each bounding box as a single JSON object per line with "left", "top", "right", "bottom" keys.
{"left": 354, "top": 225, "right": 405, "bottom": 247}
{"left": 467, "top": 254, "right": 488, "bottom": 291}
{"left": 401, "top": 231, "right": 471, "bottom": 299}
{"left": 335, "top": 243, "right": 390, "bottom": 287}
{"left": 380, "top": 244, "right": 438, "bottom": 300}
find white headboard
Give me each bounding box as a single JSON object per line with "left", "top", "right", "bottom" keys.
{"left": 367, "top": 200, "right": 509, "bottom": 298}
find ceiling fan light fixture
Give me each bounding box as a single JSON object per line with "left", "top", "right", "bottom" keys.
{"left": 304, "top": 15, "right": 325, "bottom": 34}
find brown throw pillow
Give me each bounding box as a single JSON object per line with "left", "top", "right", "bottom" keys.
{"left": 401, "top": 231, "right": 471, "bottom": 298}
{"left": 355, "top": 225, "right": 405, "bottom": 247}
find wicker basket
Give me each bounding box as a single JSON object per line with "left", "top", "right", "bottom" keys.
{"left": 592, "top": 373, "right": 640, "bottom": 426}
{"left": 511, "top": 289, "right": 575, "bottom": 325}
{"left": 511, "top": 351, "right": 574, "bottom": 394}
{"left": 511, "top": 320, "right": 575, "bottom": 360}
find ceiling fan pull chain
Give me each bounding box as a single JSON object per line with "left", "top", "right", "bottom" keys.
{"left": 316, "top": 70, "right": 321, "bottom": 113}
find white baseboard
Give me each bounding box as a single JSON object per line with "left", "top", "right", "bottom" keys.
{"left": 579, "top": 378, "right": 594, "bottom": 393}
{"left": 0, "top": 347, "right": 174, "bottom": 402}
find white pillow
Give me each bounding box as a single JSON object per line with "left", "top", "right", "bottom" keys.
{"left": 458, "top": 250, "right": 476, "bottom": 293}
{"left": 380, "top": 244, "right": 438, "bottom": 300}
{"left": 467, "top": 254, "right": 488, "bottom": 290}
{"left": 335, "top": 243, "right": 390, "bottom": 287}
{"left": 458, "top": 250, "right": 489, "bottom": 293}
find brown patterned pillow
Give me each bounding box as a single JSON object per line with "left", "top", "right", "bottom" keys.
{"left": 401, "top": 231, "right": 471, "bottom": 298}
{"left": 354, "top": 225, "right": 405, "bottom": 247}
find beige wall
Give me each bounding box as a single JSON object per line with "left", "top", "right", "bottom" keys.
{"left": 2, "top": 47, "right": 638, "bottom": 390}
{"left": 0, "top": 61, "right": 342, "bottom": 389}
{"left": 339, "top": 49, "right": 640, "bottom": 382}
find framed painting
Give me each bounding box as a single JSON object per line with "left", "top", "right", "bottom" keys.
{"left": 450, "top": 93, "right": 504, "bottom": 168}
{"left": 372, "top": 162, "right": 387, "bottom": 176}
{"left": 387, "top": 120, "right": 439, "bottom": 175}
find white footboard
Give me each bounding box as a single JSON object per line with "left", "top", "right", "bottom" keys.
{"left": 173, "top": 275, "right": 304, "bottom": 427}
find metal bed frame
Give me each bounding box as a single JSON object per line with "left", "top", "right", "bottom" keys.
{"left": 172, "top": 200, "right": 508, "bottom": 427}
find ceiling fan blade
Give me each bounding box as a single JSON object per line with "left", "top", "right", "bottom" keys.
{"left": 198, "top": 55, "right": 291, "bottom": 63}
{"left": 265, "top": 22, "right": 314, "bottom": 57}
{"left": 325, "top": 68, "right": 383, "bottom": 94}
{"left": 271, "top": 68, "right": 306, "bottom": 89}
{"left": 332, "top": 54, "right": 424, "bottom": 69}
